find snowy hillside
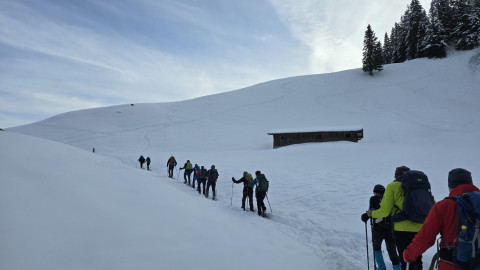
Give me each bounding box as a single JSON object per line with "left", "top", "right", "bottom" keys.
{"left": 3, "top": 48, "right": 480, "bottom": 270}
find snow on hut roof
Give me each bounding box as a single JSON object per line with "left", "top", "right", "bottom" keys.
{"left": 268, "top": 126, "right": 363, "bottom": 134}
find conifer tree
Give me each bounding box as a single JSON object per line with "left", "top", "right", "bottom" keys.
{"left": 404, "top": 0, "right": 430, "bottom": 59}
{"left": 362, "top": 25, "right": 384, "bottom": 75}
{"left": 423, "top": 16, "right": 448, "bottom": 57}
{"left": 430, "top": 0, "right": 456, "bottom": 42}
{"left": 452, "top": 1, "right": 480, "bottom": 49}
{"left": 383, "top": 33, "right": 393, "bottom": 64}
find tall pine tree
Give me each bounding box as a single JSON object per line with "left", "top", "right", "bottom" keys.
{"left": 452, "top": 0, "right": 480, "bottom": 49}
{"left": 362, "top": 25, "right": 384, "bottom": 75}
{"left": 404, "top": 0, "right": 430, "bottom": 59}
{"left": 383, "top": 33, "right": 393, "bottom": 64}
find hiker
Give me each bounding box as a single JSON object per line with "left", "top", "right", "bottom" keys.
{"left": 179, "top": 160, "right": 193, "bottom": 185}
{"left": 192, "top": 164, "right": 200, "bottom": 189}
{"left": 255, "top": 170, "right": 269, "bottom": 217}
{"left": 206, "top": 165, "right": 219, "bottom": 199}
{"left": 138, "top": 155, "right": 146, "bottom": 169}
{"left": 361, "top": 184, "right": 401, "bottom": 270}
{"left": 146, "top": 157, "right": 151, "bottom": 170}
{"left": 166, "top": 155, "right": 177, "bottom": 178}
{"left": 197, "top": 166, "right": 208, "bottom": 195}
{"left": 232, "top": 171, "right": 256, "bottom": 211}
{"left": 367, "top": 166, "right": 431, "bottom": 270}
{"left": 404, "top": 168, "right": 479, "bottom": 270}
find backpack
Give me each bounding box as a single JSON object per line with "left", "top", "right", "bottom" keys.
{"left": 449, "top": 192, "right": 480, "bottom": 269}
{"left": 195, "top": 170, "right": 200, "bottom": 176}
{"left": 256, "top": 174, "right": 269, "bottom": 192}
{"left": 209, "top": 169, "right": 219, "bottom": 181}
{"left": 186, "top": 162, "right": 193, "bottom": 170}
{"left": 200, "top": 169, "right": 208, "bottom": 178}
{"left": 392, "top": 170, "right": 435, "bottom": 224}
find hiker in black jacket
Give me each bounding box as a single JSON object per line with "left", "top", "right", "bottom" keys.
{"left": 197, "top": 166, "right": 208, "bottom": 195}
{"left": 254, "top": 170, "right": 269, "bottom": 217}
{"left": 138, "top": 155, "right": 146, "bottom": 169}
{"left": 206, "top": 165, "right": 219, "bottom": 199}
{"left": 361, "top": 184, "right": 400, "bottom": 270}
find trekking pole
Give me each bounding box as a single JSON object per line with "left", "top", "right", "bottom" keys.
{"left": 176, "top": 168, "right": 180, "bottom": 181}
{"left": 231, "top": 182, "right": 233, "bottom": 206}
{"left": 365, "top": 221, "right": 370, "bottom": 270}
{"left": 265, "top": 193, "right": 272, "bottom": 213}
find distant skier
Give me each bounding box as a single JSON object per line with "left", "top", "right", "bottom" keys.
{"left": 254, "top": 170, "right": 269, "bottom": 217}
{"left": 138, "top": 155, "right": 146, "bottom": 169}
{"left": 146, "top": 157, "right": 151, "bottom": 170}
{"left": 192, "top": 164, "right": 200, "bottom": 189}
{"left": 232, "top": 171, "right": 255, "bottom": 211}
{"left": 197, "top": 166, "right": 208, "bottom": 195}
{"left": 166, "top": 155, "right": 177, "bottom": 178}
{"left": 206, "top": 165, "right": 219, "bottom": 199}
{"left": 179, "top": 160, "right": 193, "bottom": 185}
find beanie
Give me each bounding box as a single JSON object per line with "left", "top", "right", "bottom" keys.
{"left": 373, "top": 184, "right": 386, "bottom": 194}
{"left": 395, "top": 166, "right": 410, "bottom": 179}
{"left": 448, "top": 168, "right": 473, "bottom": 188}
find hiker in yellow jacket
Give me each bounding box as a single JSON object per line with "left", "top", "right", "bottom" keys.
{"left": 366, "top": 166, "right": 423, "bottom": 270}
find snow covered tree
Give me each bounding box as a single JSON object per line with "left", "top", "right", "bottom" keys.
{"left": 362, "top": 25, "right": 384, "bottom": 75}
{"left": 404, "top": 0, "right": 430, "bottom": 59}
{"left": 430, "top": 0, "right": 456, "bottom": 41}
{"left": 391, "top": 22, "right": 408, "bottom": 63}
{"left": 383, "top": 33, "right": 393, "bottom": 64}
{"left": 422, "top": 17, "right": 448, "bottom": 58}
{"left": 452, "top": 0, "right": 480, "bottom": 49}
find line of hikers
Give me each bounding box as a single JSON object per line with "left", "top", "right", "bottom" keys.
{"left": 138, "top": 155, "right": 151, "bottom": 170}
{"left": 361, "top": 166, "right": 478, "bottom": 270}
{"left": 139, "top": 155, "right": 270, "bottom": 217}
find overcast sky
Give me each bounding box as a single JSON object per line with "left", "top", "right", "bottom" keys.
{"left": 0, "top": 0, "right": 431, "bottom": 128}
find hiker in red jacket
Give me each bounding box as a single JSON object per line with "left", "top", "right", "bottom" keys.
{"left": 403, "top": 168, "right": 479, "bottom": 270}
{"left": 166, "top": 155, "right": 177, "bottom": 178}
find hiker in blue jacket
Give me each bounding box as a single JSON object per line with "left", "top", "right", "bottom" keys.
{"left": 192, "top": 164, "right": 200, "bottom": 189}
{"left": 232, "top": 171, "right": 256, "bottom": 211}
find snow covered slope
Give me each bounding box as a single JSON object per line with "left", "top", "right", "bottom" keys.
{"left": 4, "top": 48, "right": 480, "bottom": 270}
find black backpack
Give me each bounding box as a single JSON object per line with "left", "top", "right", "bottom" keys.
{"left": 209, "top": 169, "right": 219, "bottom": 181}
{"left": 256, "top": 174, "right": 269, "bottom": 192}
{"left": 392, "top": 170, "right": 435, "bottom": 223}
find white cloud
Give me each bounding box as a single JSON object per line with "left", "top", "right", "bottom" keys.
{"left": 269, "top": 0, "right": 432, "bottom": 73}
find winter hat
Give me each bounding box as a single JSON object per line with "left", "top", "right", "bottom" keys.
{"left": 448, "top": 168, "right": 472, "bottom": 188}
{"left": 395, "top": 166, "right": 410, "bottom": 179}
{"left": 255, "top": 170, "right": 261, "bottom": 175}
{"left": 373, "top": 184, "right": 386, "bottom": 194}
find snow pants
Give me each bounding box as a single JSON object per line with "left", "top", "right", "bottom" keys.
{"left": 206, "top": 180, "right": 216, "bottom": 198}
{"left": 184, "top": 170, "right": 192, "bottom": 184}
{"left": 372, "top": 226, "right": 400, "bottom": 266}
{"left": 197, "top": 178, "right": 206, "bottom": 194}
{"left": 255, "top": 191, "right": 267, "bottom": 215}
{"left": 168, "top": 164, "right": 175, "bottom": 177}
{"left": 394, "top": 231, "right": 422, "bottom": 270}
{"left": 242, "top": 187, "right": 254, "bottom": 211}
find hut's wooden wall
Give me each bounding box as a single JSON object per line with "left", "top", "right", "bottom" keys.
{"left": 269, "top": 129, "right": 363, "bottom": 148}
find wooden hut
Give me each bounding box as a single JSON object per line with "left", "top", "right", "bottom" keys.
{"left": 268, "top": 128, "right": 363, "bottom": 148}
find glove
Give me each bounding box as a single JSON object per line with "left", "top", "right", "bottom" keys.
{"left": 361, "top": 213, "right": 369, "bottom": 223}
{"left": 232, "top": 177, "right": 235, "bottom": 182}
